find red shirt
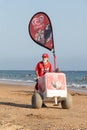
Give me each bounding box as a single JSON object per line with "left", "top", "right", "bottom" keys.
{"left": 35, "top": 61, "right": 52, "bottom": 77}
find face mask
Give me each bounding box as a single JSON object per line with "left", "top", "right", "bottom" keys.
{"left": 43, "top": 59, "right": 48, "bottom": 64}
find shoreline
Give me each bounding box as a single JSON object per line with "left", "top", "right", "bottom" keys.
{"left": 0, "top": 80, "right": 87, "bottom": 93}
{"left": 0, "top": 83, "right": 87, "bottom": 130}
{"left": 0, "top": 80, "right": 35, "bottom": 87}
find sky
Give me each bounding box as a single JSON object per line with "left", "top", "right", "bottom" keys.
{"left": 0, "top": 0, "right": 87, "bottom": 71}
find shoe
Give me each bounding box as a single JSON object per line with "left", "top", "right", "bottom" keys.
{"left": 42, "top": 103, "right": 47, "bottom": 108}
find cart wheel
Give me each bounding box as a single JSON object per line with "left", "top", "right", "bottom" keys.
{"left": 31, "top": 92, "right": 42, "bottom": 109}
{"left": 61, "top": 93, "right": 72, "bottom": 109}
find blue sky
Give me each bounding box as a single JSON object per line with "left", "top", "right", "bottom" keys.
{"left": 0, "top": 0, "right": 87, "bottom": 70}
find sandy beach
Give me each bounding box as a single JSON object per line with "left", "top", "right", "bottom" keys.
{"left": 0, "top": 83, "right": 87, "bottom": 130}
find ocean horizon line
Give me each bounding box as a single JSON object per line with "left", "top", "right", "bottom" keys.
{"left": 0, "top": 69, "right": 87, "bottom": 71}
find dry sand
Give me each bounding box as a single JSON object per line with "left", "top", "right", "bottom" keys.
{"left": 0, "top": 83, "right": 87, "bottom": 130}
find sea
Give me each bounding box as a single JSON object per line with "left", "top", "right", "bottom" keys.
{"left": 0, "top": 70, "right": 87, "bottom": 92}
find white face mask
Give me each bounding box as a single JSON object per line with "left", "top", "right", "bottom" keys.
{"left": 43, "top": 58, "right": 48, "bottom": 64}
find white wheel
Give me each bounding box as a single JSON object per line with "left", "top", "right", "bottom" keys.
{"left": 61, "top": 93, "right": 72, "bottom": 109}
{"left": 31, "top": 92, "right": 42, "bottom": 109}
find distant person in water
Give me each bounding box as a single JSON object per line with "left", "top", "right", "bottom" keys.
{"left": 34, "top": 53, "right": 52, "bottom": 107}
{"left": 83, "top": 76, "right": 87, "bottom": 80}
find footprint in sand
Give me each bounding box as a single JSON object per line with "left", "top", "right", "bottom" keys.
{"left": 0, "top": 122, "right": 31, "bottom": 130}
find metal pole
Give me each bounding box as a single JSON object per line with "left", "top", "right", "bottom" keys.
{"left": 53, "top": 49, "right": 56, "bottom": 71}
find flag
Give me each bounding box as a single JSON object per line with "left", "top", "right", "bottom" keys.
{"left": 28, "top": 12, "right": 54, "bottom": 51}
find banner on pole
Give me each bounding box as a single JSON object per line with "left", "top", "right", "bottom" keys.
{"left": 28, "top": 12, "right": 54, "bottom": 51}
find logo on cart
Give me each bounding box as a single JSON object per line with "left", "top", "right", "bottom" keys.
{"left": 51, "top": 81, "right": 62, "bottom": 89}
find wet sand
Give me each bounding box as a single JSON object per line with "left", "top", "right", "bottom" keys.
{"left": 0, "top": 83, "right": 87, "bottom": 130}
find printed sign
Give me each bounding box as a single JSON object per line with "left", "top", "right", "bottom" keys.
{"left": 28, "top": 12, "right": 54, "bottom": 51}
